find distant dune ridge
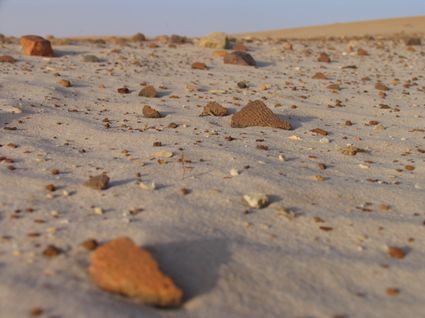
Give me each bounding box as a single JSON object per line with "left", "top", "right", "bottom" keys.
{"left": 233, "top": 16, "right": 425, "bottom": 40}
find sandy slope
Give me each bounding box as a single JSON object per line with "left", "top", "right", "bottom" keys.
{"left": 234, "top": 16, "right": 425, "bottom": 39}
{"left": 1, "top": 31, "right": 425, "bottom": 318}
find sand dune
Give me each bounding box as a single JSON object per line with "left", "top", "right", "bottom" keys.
{"left": 235, "top": 16, "right": 425, "bottom": 39}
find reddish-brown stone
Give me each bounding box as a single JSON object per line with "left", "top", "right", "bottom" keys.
{"left": 20, "top": 35, "right": 53, "bottom": 57}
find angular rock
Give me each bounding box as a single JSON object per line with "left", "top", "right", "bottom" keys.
{"left": 198, "top": 32, "right": 229, "bottom": 49}
{"left": 143, "top": 105, "right": 161, "bottom": 118}
{"left": 191, "top": 62, "right": 208, "bottom": 70}
{"left": 0, "top": 55, "right": 17, "bottom": 63}
{"left": 200, "top": 102, "right": 228, "bottom": 117}
{"left": 89, "top": 237, "right": 182, "bottom": 307}
{"left": 224, "top": 51, "right": 256, "bottom": 67}
{"left": 243, "top": 193, "right": 269, "bottom": 209}
{"left": 84, "top": 173, "right": 110, "bottom": 190}
{"left": 312, "top": 72, "right": 327, "bottom": 80}
{"left": 20, "top": 35, "right": 53, "bottom": 57}
{"left": 375, "top": 82, "right": 389, "bottom": 91}
{"left": 231, "top": 100, "right": 291, "bottom": 130}
{"left": 233, "top": 42, "right": 247, "bottom": 52}
{"left": 139, "top": 85, "right": 157, "bottom": 98}
{"left": 317, "top": 52, "right": 331, "bottom": 63}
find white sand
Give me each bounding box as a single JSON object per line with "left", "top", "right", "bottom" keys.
{"left": 1, "top": 35, "right": 425, "bottom": 318}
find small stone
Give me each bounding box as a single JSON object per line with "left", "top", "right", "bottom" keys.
{"left": 191, "top": 62, "right": 208, "bottom": 70}
{"left": 143, "top": 105, "right": 161, "bottom": 118}
{"left": 230, "top": 168, "right": 239, "bottom": 176}
{"left": 117, "top": 87, "right": 130, "bottom": 94}
{"left": 42, "top": 245, "right": 62, "bottom": 257}
{"left": 318, "top": 52, "right": 331, "bottom": 63}
{"left": 357, "top": 48, "right": 368, "bottom": 56}
{"left": 237, "top": 81, "right": 248, "bottom": 89}
{"left": 138, "top": 85, "right": 157, "bottom": 98}
{"left": 58, "top": 79, "right": 71, "bottom": 87}
{"left": 83, "top": 55, "right": 100, "bottom": 63}
{"left": 30, "top": 307, "right": 44, "bottom": 317}
{"left": 405, "top": 165, "right": 415, "bottom": 171}
{"left": 198, "top": 32, "right": 229, "bottom": 49}
{"left": 132, "top": 33, "right": 146, "bottom": 42}
{"left": 200, "top": 102, "right": 228, "bottom": 117}
{"left": 45, "top": 184, "right": 56, "bottom": 192}
{"left": 387, "top": 246, "right": 406, "bottom": 259}
{"left": 311, "top": 128, "right": 328, "bottom": 136}
{"left": 224, "top": 51, "right": 256, "bottom": 66}
{"left": 375, "top": 82, "right": 389, "bottom": 91}
{"left": 152, "top": 150, "right": 173, "bottom": 158}
{"left": 243, "top": 193, "right": 270, "bottom": 209}
{"left": 81, "top": 239, "right": 99, "bottom": 251}
{"left": 339, "top": 145, "right": 364, "bottom": 156}
{"left": 0, "top": 55, "right": 17, "bottom": 63}
{"left": 405, "top": 37, "right": 421, "bottom": 46}
{"left": 312, "top": 72, "right": 327, "bottom": 80}
{"left": 94, "top": 207, "right": 104, "bottom": 215}
{"left": 20, "top": 35, "right": 53, "bottom": 57}
{"left": 386, "top": 288, "right": 400, "bottom": 296}
{"left": 84, "top": 173, "right": 110, "bottom": 190}
{"left": 89, "top": 237, "right": 182, "bottom": 307}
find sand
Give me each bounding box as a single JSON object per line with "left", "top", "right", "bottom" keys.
{"left": 1, "top": 17, "right": 425, "bottom": 318}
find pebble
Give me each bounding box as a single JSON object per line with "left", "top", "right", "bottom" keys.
{"left": 143, "top": 105, "right": 161, "bottom": 118}
{"left": 224, "top": 51, "right": 257, "bottom": 67}
{"left": 139, "top": 85, "right": 157, "bottom": 98}
{"left": 243, "top": 193, "right": 270, "bottom": 209}
{"left": 84, "top": 173, "right": 110, "bottom": 190}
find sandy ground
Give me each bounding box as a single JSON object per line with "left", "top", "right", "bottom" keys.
{"left": 1, "top": 29, "right": 425, "bottom": 318}
{"left": 235, "top": 16, "right": 425, "bottom": 40}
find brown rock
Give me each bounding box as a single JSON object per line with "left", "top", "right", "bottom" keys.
{"left": 231, "top": 100, "right": 291, "bottom": 130}
{"left": 84, "top": 173, "right": 110, "bottom": 190}
{"left": 405, "top": 37, "right": 421, "bottom": 46}
{"left": 20, "top": 35, "right": 53, "bottom": 57}
{"left": 318, "top": 52, "right": 331, "bottom": 63}
{"left": 169, "top": 35, "right": 188, "bottom": 44}
{"left": 312, "top": 72, "right": 327, "bottom": 80}
{"left": 311, "top": 128, "right": 328, "bottom": 136}
{"left": 132, "top": 33, "right": 146, "bottom": 42}
{"left": 388, "top": 246, "right": 406, "bottom": 259}
{"left": 233, "top": 42, "right": 247, "bottom": 52}
{"left": 375, "top": 82, "right": 389, "bottom": 91}
{"left": 0, "top": 55, "right": 17, "bottom": 63}
{"left": 200, "top": 102, "right": 228, "bottom": 117}
{"left": 224, "top": 51, "right": 256, "bottom": 67}
{"left": 81, "top": 239, "right": 99, "bottom": 251}
{"left": 143, "top": 105, "right": 161, "bottom": 118}
{"left": 117, "top": 87, "right": 130, "bottom": 94}
{"left": 89, "top": 237, "right": 182, "bottom": 307}
{"left": 357, "top": 48, "right": 368, "bottom": 56}
{"left": 191, "top": 62, "right": 208, "bottom": 70}
{"left": 139, "top": 85, "right": 157, "bottom": 98}
{"left": 58, "top": 79, "right": 71, "bottom": 87}
{"left": 42, "top": 245, "right": 62, "bottom": 257}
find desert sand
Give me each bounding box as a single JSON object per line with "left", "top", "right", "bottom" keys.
{"left": 1, "top": 16, "right": 425, "bottom": 318}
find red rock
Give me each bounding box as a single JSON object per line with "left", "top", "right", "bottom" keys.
{"left": 224, "top": 51, "right": 256, "bottom": 67}
{"left": 317, "top": 52, "right": 331, "bottom": 63}
{"left": 191, "top": 62, "right": 208, "bottom": 70}
{"left": 20, "top": 35, "right": 53, "bottom": 57}
{"left": 89, "top": 237, "right": 182, "bottom": 307}
{"left": 0, "top": 55, "right": 17, "bottom": 63}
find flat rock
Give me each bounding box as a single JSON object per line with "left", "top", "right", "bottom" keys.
{"left": 231, "top": 100, "right": 291, "bottom": 130}
{"left": 89, "top": 237, "right": 182, "bottom": 307}
{"left": 20, "top": 35, "right": 53, "bottom": 57}
{"left": 84, "top": 173, "right": 110, "bottom": 190}
{"left": 191, "top": 62, "right": 208, "bottom": 70}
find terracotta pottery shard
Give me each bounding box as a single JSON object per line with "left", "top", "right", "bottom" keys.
{"left": 200, "top": 102, "right": 228, "bottom": 117}
{"left": 231, "top": 100, "right": 291, "bottom": 130}
{"left": 224, "top": 51, "right": 256, "bottom": 67}
{"left": 89, "top": 237, "right": 182, "bottom": 307}
{"left": 20, "top": 35, "right": 53, "bottom": 57}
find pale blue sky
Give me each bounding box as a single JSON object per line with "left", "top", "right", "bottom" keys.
{"left": 0, "top": 0, "right": 423, "bottom": 37}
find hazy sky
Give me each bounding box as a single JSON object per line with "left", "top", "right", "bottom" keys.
{"left": 0, "top": 0, "right": 423, "bottom": 37}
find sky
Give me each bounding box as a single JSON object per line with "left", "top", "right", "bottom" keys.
{"left": 0, "top": 0, "right": 424, "bottom": 37}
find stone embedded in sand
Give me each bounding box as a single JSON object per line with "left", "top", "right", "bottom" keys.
{"left": 200, "top": 102, "right": 228, "bottom": 117}
{"left": 191, "top": 62, "right": 208, "bottom": 70}
{"left": 243, "top": 193, "right": 269, "bottom": 209}
{"left": 84, "top": 173, "right": 110, "bottom": 190}
{"left": 339, "top": 145, "right": 364, "bottom": 156}
{"left": 312, "top": 72, "right": 327, "bottom": 80}
{"left": 311, "top": 128, "right": 328, "bottom": 136}
{"left": 405, "top": 37, "right": 421, "bottom": 46}
{"left": 198, "top": 32, "right": 229, "bottom": 49}
{"left": 143, "top": 105, "right": 161, "bottom": 118}
{"left": 58, "top": 79, "right": 71, "bottom": 87}
{"left": 89, "top": 237, "right": 182, "bottom": 307}
{"left": 233, "top": 42, "right": 247, "bottom": 52}
{"left": 42, "top": 245, "right": 62, "bottom": 257}
{"left": 20, "top": 35, "right": 53, "bottom": 57}
{"left": 375, "top": 82, "right": 389, "bottom": 91}
{"left": 83, "top": 55, "right": 100, "bottom": 63}
{"left": 224, "top": 51, "right": 256, "bottom": 67}
{"left": 0, "top": 55, "right": 17, "bottom": 63}
{"left": 117, "top": 87, "right": 130, "bottom": 94}
{"left": 139, "top": 85, "right": 157, "bottom": 98}
{"left": 237, "top": 81, "right": 248, "bottom": 89}
{"left": 387, "top": 246, "right": 406, "bottom": 259}
{"left": 357, "top": 48, "right": 368, "bottom": 56}
{"left": 231, "top": 100, "right": 291, "bottom": 130}
{"left": 317, "top": 52, "right": 331, "bottom": 63}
